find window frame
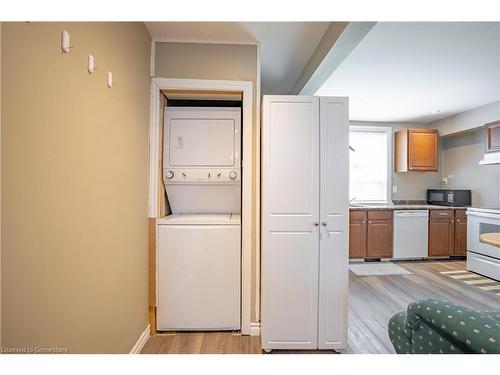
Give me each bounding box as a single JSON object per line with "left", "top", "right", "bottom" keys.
{"left": 349, "top": 125, "right": 392, "bottom": 204}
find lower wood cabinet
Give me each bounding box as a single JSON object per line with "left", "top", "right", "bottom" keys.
{"left": 349, "top": 210, "right": 393, "bottom": 259}
{"left": 428, "top": 209, "right": 467, "bottom": 257}
{"left": 349, "top": 211, "right": 367, "bottom": 258}
{"left": 454, "top": 209, "right": 467, "bottom": 256}
{"left": 349, "top": 208, "right": 467, "bottom": 259}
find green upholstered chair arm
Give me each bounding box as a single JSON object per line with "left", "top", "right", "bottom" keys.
{"left": 405, "top": 299, "right": 500, "bottom": 354}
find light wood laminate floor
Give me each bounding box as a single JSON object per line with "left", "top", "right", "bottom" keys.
{"left": 142, "top": 260, "right": 499, "bottom": 354}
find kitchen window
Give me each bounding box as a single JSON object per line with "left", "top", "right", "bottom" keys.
{"left": 349, "top": 126, "right": 392, "bottom": 204}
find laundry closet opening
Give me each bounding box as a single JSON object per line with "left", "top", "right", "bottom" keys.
{"left": 151, "top": 87, "right": 247, "bottom": 334}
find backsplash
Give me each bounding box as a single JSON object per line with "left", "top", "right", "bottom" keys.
{"left": 392, "top": 200, "right": 427, "bottom": 205}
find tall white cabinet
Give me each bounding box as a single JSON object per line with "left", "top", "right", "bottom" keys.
{"left": 261, "top": 96, "right": 349, "bottom": 351}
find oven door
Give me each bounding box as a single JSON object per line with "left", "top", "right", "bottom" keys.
{"left": 467, "top": 211, "right": 500, "bottom": 259}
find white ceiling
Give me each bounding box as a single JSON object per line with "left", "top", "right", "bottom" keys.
{"left": 145, "top": 22, "right": 330, "bottom": 95}
{"left": 316, "top": 22, "right": 500, "bottom": 123}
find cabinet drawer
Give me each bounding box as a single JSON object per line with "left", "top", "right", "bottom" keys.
{"left": 367, "top": 210, "right": 392, "bottom": 220}
{"left": 430, "top": 210, "right": 454, "bottom": 219}
{"left": 350, "top": 210, "right": 367, "bottom": 220}
{"left": 455, "top": 209, "right": 467, "bottom": 219}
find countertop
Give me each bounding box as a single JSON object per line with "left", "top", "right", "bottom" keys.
{"left": 349, "top": 204, "right": 468, "bottom": 211}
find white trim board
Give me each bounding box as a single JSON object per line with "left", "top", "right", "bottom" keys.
{"left": 152, "top": 38, "right": 259, "bottom": 46}
{"left": 250, "top": 322, "right": 261, "bottom": 336}
{"left": 148, "top": 77, "right": 255, "bottom": 336}
{"left": 130, "top": 325, "right": 150, "bottom": 354}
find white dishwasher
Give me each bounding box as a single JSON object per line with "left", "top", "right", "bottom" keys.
{"left": 393, "top": 210, "right": 429, "bottom": 259}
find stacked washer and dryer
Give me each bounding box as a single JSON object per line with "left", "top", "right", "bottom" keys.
{"left": 157, "top": 106, "right": 242, "bottom": 331}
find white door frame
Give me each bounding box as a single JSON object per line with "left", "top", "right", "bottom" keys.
{"left": 148, "top": 77, "right": 254, "bottom": 335}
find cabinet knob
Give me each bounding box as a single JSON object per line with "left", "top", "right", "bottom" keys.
{"left": 362, "top": 220, "right": 366, "bottom": 224}
{"left": 451, "top": 219, "right": 455, "bottom": 223}
{"left": 321, "top": 222, "right": 327, "bottom": 226}
{"left": 314, "top": 222, "right": 319, "bottom": 227}
{"left": 368, "top": 220, "right": 372, "bottom": 224}
{"left": 456, "top": 219, "right": 460, "bottom": 222}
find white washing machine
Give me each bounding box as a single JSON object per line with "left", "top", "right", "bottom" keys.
{"left": 157, "top": 106, "right": 241, "bottom": 331}
{"left": 157, "top": 214, "right": 241, "bottom": 330}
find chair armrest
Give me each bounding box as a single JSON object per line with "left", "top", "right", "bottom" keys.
{"left": 406, "top": 299, "right": 500, "bottom": 354}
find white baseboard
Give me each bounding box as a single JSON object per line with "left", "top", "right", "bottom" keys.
{"left": 250, "top": 322, "right": 261, "bottom": 336}
{"left": 130, "top": 325, "right": 150, "bottom": 354}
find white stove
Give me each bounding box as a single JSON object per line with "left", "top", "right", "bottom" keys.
{"left": 466, "top": 207, "right": 500, "bottom": 281}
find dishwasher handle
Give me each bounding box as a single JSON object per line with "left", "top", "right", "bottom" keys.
{"left": 394, "top": 210, "right": 429, "bottom": 218}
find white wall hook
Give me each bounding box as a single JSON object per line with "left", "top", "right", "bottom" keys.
{"left": 61, "top": 31, "right": 72, "bottom": 53}
{"left": 106, "top": 71, "right": 113, "bottom": 88}
{"left": 87, "top": 54, "right": 97, "bottom": 73}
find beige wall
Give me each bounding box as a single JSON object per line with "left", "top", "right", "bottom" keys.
{"left": 154, "top": 42, "right": 261, "bottom": 322}
{"left": 1, "top": 22, "right": 151, "bottom": 353}
{"left": 441, "top": 128, "right": 500, "bottom": 207}
{"left": 351, "top": 121, "right": 442, "bottom": 201}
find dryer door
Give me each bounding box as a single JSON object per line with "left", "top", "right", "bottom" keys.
{"left": 164, "top": 107, "right": 241, "bottom": 170}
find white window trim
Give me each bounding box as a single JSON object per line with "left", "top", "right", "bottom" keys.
{"left": 349, "top": 125, "right": 392, "bottom": 204}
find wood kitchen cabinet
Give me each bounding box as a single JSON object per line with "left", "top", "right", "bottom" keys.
{"left": 454, "top": 209, "right": 467, "bottom": 256}
{"left": 350, "top": 210, "right": 393, "bottom": 259}
{"left": 485, "top": 120, "right": 500, "bottom": 153}
{"left": 395, "top": 128, "right": 439, "bottom": 172}
{"left": 349, "top": 211, "right": 367, "bottom": 258}
{"left": 428, "top": 210, "right": 467, "bottom": 257}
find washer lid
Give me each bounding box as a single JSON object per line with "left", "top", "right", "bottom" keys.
{"left": 157, "top": 214, "right": 240, "bottom": 225}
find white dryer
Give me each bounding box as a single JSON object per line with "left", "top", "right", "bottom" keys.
{"left": 157, "top": 106, "right": 242, "bottom": 331}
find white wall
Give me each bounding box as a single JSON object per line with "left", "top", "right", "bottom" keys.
{"left": 350, "top": 121, "right": 442, "bottom": 201}
{"left": 441, "top": 128, "right": 500, "bottom": 207}
{"left": 431, "top": 100, "right": 500, "bottom": 136}
{"left": 430, "top": 101, "right": 500, "bottom": 207}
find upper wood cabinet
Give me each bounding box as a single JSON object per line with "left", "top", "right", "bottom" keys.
{"left": 485, "top": 120, "right": 500, "bottom": 153}
{"left": 395, "top": 128, "right": 439, "bottom": 172}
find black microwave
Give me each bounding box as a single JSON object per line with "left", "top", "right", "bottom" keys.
{"left": 426, "top": 189, "right": 471, "bottom": 207}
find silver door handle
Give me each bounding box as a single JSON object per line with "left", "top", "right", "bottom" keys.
{"left": 321, "top": 222, "right": 327, "bottom": 226}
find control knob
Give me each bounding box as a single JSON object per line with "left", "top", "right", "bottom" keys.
{"left": 229, "top": 170, "right": 237, "bottom": 180}
{"left": 165, "top": 170, "right": 174, "bottom": 179}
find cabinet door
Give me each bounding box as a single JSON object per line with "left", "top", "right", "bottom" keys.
{"left": 454, "top": 215, "right": 467, "bottom": 256}
{"left": 485, "top": 121, "right": 500, "bottom": 153}
{"left": 429, "top": 219, "right": 454, "bottom": 256}
{"left": 408, "top": 129, "right": 438, "bottom": 171}
{"left": 366, "top": 219, "right": 393, "bottom": 258}
{"left": 261, "top": 96, "right": 320, "bottom": 350}
{"left": 349, "top": 219, "right": 367, "bottom": 258}
{"left": 318, "top": 97, "right": 349, "bottom": 350}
